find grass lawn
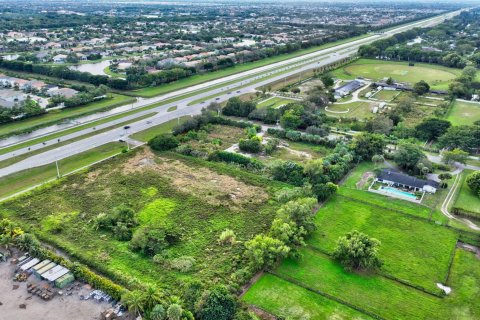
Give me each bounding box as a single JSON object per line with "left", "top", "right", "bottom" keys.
{"left": 259, "top": 140, "right": 333, "bottom": 165}
{"left": 130, "top": 116, "right": 189, "bottom": 142}
{"left": 331, "top": 59, "right": 461, "bottom": 90}
{"left": 325, "top": 101, "right": 375, "bottom": 119}
{"left": 0, "top": 142, "right": 125, "bottom": 199}
{"left": 256, "top": 97, "right": 297, "bottom": 109}
{"left": 0, "top": 94, "right": 135, "bottom": 138}
{"left": 451, "top": 169, "right": 480, "bottom": 220}
{"left": 0, "top": 149, "right": 284, "bottom": 295}
{"left": 446, "top": 100, "right": 480, "bottom": 126}
{"left": 341, "top": 161, "right": 377, "bottom": 189}
{"left": 371, "top": 89, "right": 399, "bottom": 101}
{"left": 308, "top": 195, "right": 457, "bottom": 291}
{"left": 242, "top": 273, "right": 373, "bottom": 320}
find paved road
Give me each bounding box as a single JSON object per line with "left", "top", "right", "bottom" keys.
{"left": 0, "top": 10, "right": 463, "bottom": 178}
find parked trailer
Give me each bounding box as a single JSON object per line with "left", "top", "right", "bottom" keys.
{"left": 35, "top": 262, "right": 56, "bottom": 279}
{"left": 31, "top": 260, "right": 51, "bottom": 275}
{"left": 43, "top": 265, "right": 70, "bottom": 282}
{"left": 19, "top": 258, "right": 40, "bottom": 272}
{"left": 55, "top": 273, "right": 75, "bottom": 289}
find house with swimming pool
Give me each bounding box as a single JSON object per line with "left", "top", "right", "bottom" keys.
{"left": 370, "top": 169, "right": 439, "bottom": 202}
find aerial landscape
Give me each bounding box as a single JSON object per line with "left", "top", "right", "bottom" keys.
{"left": 0, "top": 0, "right": 479, "bottom": 319}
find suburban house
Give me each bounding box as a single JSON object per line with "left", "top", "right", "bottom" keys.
{"left": 0, "top": 89, "right": 27, "bottom": 108}
{"left": 47, "top": 87, "right": 78, "bottom": 98}
{"left": 335, "top": 80, "right": 364, "bottom": 97}
{"left": 376, "top": 169, "right": 439, "bottom": 193}
{"left": 53, "top": 54, "right": 68, "bottom": 63}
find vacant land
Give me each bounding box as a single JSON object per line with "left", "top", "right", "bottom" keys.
{"left": 0, "top": 94, "right": 135, "bottom": 138}
{"left": 332, "top": 59, "right": 461, "bottom": 90}
{"left": 0, "top": 148, "right": 285, "bottom": 295}
{"left": 451, "top": 169, "right": 480, "bottom": 220}
{"left": 447, "top": 100, "right": 480, "bottom": 126}
{"left": 371, "top": 89, "right": 399, "bottom": 101}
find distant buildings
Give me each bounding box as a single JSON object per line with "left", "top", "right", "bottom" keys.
{"left": 335, "top": 80, "right": 364, "bottom": 97}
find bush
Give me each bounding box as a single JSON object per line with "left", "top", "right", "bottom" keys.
{"left": 148, "top": 134, "right": 179, "bottom": 151}
{"left": 238, "top": 137, "right": 262, "bottom": 153}
{"left": 270, "top": 161, "right": 305, "bottom": 186}
{"left": 208, "top": 151, "right": 264, "bottom": 170}
{"left": 170, "top": 256, "right": 196, "bottom": 273}
{"left": 196, "top": 286, "right": 237, "bottom": 320}
{"left": 333, "top": 230, "right": 382, "bottom": 271}
{"left": 222, "top": 97, "right": 256, "bottom": 117}
{"left": 466, "top": 171, "right": 480, "bottom": 195}
{"left": 218, "top": 229, "right": 236, "bottom": 245}
{"left": 130, "top": 226, "right": 180, "bottom": 257}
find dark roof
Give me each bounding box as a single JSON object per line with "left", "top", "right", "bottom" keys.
{"left": 336, "top": 80, "right": 363, "bottom": 93}
{"left": 377, "top": 169, "right": 439, "bottom": 189}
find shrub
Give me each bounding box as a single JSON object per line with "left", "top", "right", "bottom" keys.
{"left": 333, "top": 230, "right": 382, "bottom": 271}
{"left": 195, "top": 286, "right": 237, "bottom": 320}
{"left": 208, "top": 151, "right": 264, "bottom": 170}
{"left": 466, "top": 171, "right": 480, "bottom": 195}
{"left": 238, "top": 137, "right": 262, "bottom": 153}
{"left": 170, "top": 256, "right": 196, "bottom": 273}
{"left": 270, "top": 161, "right": 305, "bottom": 186}
{"left": 218, "top": 229, "right": 236, "bottom": 245}
{"left": 148, "top": 134, "right": 179, "bottom": 151}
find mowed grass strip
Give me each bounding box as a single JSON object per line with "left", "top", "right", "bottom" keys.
{"left": 325, "top": 101, "right": 374, "bottom": 119}
{"left": 242, "top": 273, "right": 373, "bottom": 320}
{"left": 0, "top": 142, "right": 125, "bottom": 199}
{"left": 275, "top": 248, "right": 446, "bottom": 320}
{"left": 308, "top": 195, "right": 458, "bottom": 291}
{"left": 130, "top": 116, "right": 189, "bottom": 142}
{"left": 256, "top": 97, "right": 297, "bottom": 109}
{"left": 446, "top": 100, "right": 480, "bottom": 126}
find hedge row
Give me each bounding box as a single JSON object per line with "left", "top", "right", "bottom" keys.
{"left": 267, "top": 128, "right": 339, "bottom": 148}
{"left": 208, "top": 151, "right": 264, "bottom": 170}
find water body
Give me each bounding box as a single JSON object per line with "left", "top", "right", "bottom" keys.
{"left": 0, "top": 100, "right": 138, "bottom": 147}
{"left": 69, "top": 60, "right": 112, "bottom": 76}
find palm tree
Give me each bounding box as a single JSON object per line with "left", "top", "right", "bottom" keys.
{"left": 166, "top": 304, "right": 183, "bottom": 320}
{"left": 0, "top": 234, "right": 13, "bottom": 256}
{"left": 122, "top": 290, "right": 146, "bottom": 317}
{"left": 143, "top": 286, "right": 163, "bottom": 311}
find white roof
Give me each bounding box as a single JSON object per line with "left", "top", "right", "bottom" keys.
{"left": 20, "top": 258, "right": 40, "bottom": 271}
{"left": 42, "top": 265, "right": 70, "bottom": 281}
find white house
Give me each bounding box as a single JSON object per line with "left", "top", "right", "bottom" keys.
{"left": 376, "top": 169, "right": 439, "bottom": 193}
{"left": 53, "top": 54, "right": 68, "bottom": 63}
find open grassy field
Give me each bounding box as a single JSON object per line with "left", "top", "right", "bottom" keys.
{"left": 451, "top": 169, "right": 480, "bottom": 220}
{"left": 257, "top": 140, "right": 333, "bottom": 165}
{"left": 371, "top": 89, "right": 399, "bottom": 101}
{"left": 0, "top": 148, "right": 286, "bottom": 295}
{"left": 325, "top": 101, "right": 375, "bottom": 119}
{"left": 256, "top": 97, "right": 298, "bottom": 109}
{"left": 0, "top": 142, "right": 125, "bottom": 199}
{"left": 247, "top": 246, "right": 480, "bottom": 320}
{"left": 0, "top": 94, "right": 135, "bottom": 138}
{"left": 331, "top": 59, "right": 461, "bottom": 90}
{"left": 446, "top": 100, "right": 480, "bottom": 126}
{"left": 242, "top": 273, "right": 373, "bottom": 320}
{"left": 308, "top": 195, "right": 457, "bottom": 291}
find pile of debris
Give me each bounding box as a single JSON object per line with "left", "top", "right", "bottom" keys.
{"left": 26, "top": 283, "right": 56, "bottom": 301}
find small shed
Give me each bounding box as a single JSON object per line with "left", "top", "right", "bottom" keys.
{"left": 43, "top": 265, "right": 70, "bottom": 282}
{"left": 372, "top": 106, "right": 379, "bottom": 114}
{"left": 31, "top": 260, "right": 51, "bottom": 275}
{"left": 55, "top": 273, "right": 75, "bottom": 289}
{"left": 379, "top": 102, "right": 387, "bottom": 109}
{"left": 20, "top": 258, "right": 40, "bottom": 271}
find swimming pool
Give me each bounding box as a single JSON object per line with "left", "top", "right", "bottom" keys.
{"left": 380, "top": 186, "right": 418, "bottom": 199}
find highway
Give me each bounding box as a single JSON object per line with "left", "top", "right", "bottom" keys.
{"left": 0, "top": 10, "right": 463, "bottom": 178}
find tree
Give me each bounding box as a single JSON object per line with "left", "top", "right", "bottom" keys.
{"left": 365, "top": 115, "right": 393, "bottom": 135}
{"left": 333, "top": 230, "right": 382, "bottom": 271}
{"left": 320, "top": 73, "right": 334, "bottom": 87}
{"left": 351, "top": 133, "right": 386, "bottom": 161}
{"left": 244, "top": 234, "right": 290, "bottom": 270}
{"left": 276, "top": 197, "right": 318, "bottom": 234}
{"left": 144, "top": 286, "right": 163, "bottom": 311}
{"left": 415, "top": 118, "right": 451, "bottom": 141}
{"left": 413, "top": 80, "right": 430, "bottom": 95}
{"left": 396, "top": 94, "right": 415, "bottom": 114}
{"left": 151, "top": 304, "right": 167, "bottom": 320}
{"left": 238, "top": 137, "right": 262, "bottom": 153}
{"left": 122, "top": 290, "right": 146, "bottom": 316}
{"left": 466, "top": 171, "right": 480, "bottom": 196}
{"left": 222, "top": 97, "right": 256, "bottom": 117}
{"left": 311, "top": 182, "right": 338, "bottom": 201}
{"left": 438, "top": 125, "right": 480, "bottom": 151}
{"left": 442, "top": 148, "right": 469, "bottom": 165}
{"left": 148, "top": 134, "right": 179, "bottom": 151}
{"left": 280, "top": 109, "right": 302, "bottom": 130}
{"left": 372, "top": 154, "right": 385, "bottom": 167}
{"left": 167, "top": 304, "right": 183, "bottom": 320}
{"left": 270, "top": 161, "right": 305, "bottom": 186}
{"left": 438, "top": 173, "right": 453, "bottom": 188}
{"left": 394, "top": 143, "right": 426, "bottom": 171}
{"left": 195, "top": 286, "right": 237, "bottom": 320}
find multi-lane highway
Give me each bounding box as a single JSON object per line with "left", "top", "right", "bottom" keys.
{"left": 0, "top": 10, "right": 463, "bottom": 178}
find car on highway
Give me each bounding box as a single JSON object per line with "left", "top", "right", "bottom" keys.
{"left": 124, "top": 126, "right": 131, "bottom": 130}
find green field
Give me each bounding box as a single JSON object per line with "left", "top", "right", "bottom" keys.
{"left": 0, "top": 149, "right": 285, "bottom": 294}
{"left": 371, "top": 89, "right": 399, "bottom": 101}
{"left": 309, "top": 195, "right": 457, "bottom": 291}
{"left": 0, "top": 142, "right": 125, "bottom": 199}
{"left": 446, "top": 100, "right": 480, "bottom": 126}
{"left": 256, "top": 97, "right": 297, "bottom": 109}
{"left": 332, "top": 59, "right": 461, "bottom": 90}
{"left": 242, "top": 274, "right": 373, "bottom": 320}
{"left": 325, "top": 101, "right": 375, "bottom": 119}
{"left": 451, "top": 169, "right": 480, "bottom": 220}
{"left": 0, "top": 94, "right": 135, "bottom": 138}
